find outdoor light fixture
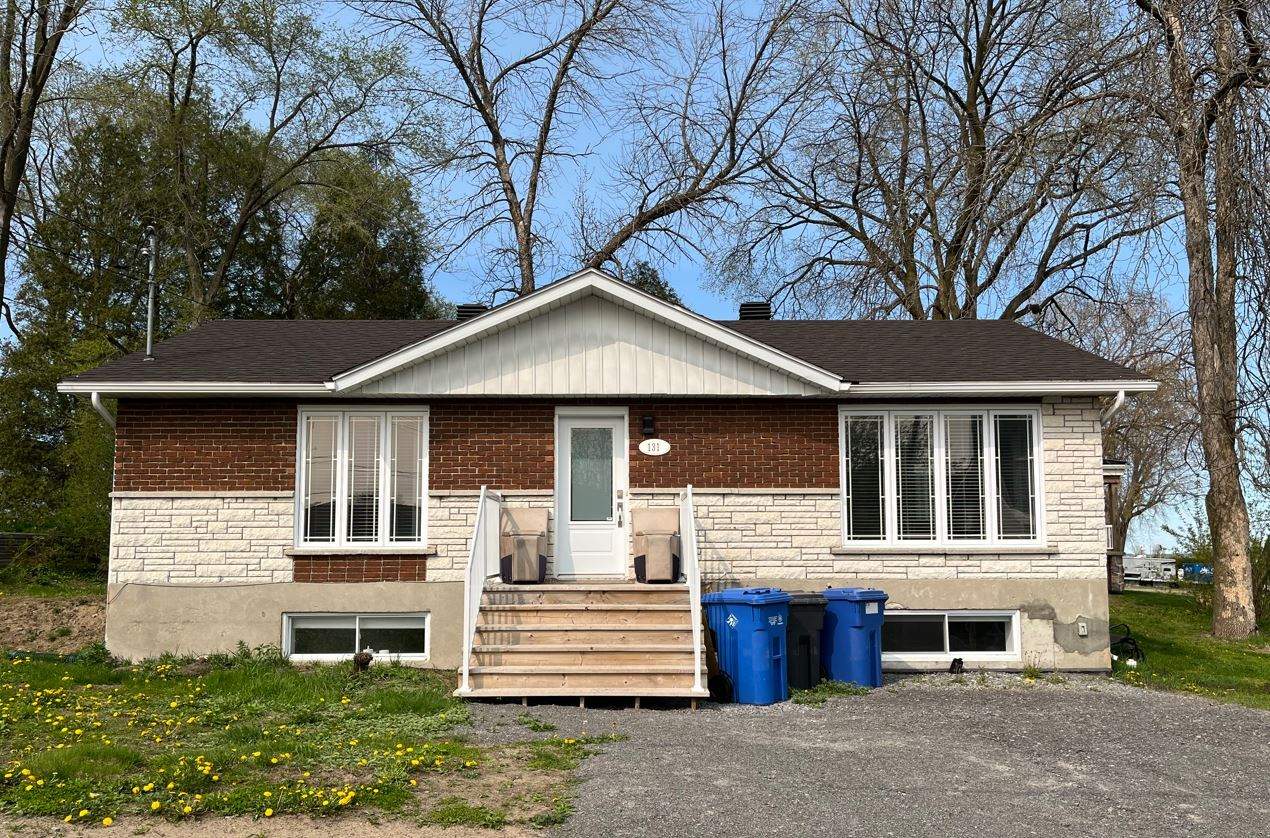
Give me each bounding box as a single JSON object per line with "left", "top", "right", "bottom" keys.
{"left": 641, "top": 415, "right": 656, "bottom": 437}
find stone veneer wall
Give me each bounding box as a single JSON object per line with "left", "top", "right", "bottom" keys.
{"left": 109, "top": 492, "right": 294, "bottom": 584}
{"left": 628, "top": 396, "right": 1107, "bottom": 586}
{"left": 108, "top": 397, "right": 1104, "bottom": 587}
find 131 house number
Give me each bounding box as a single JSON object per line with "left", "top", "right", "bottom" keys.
{"left": 638, "top": 438, "right": 671, "bottom": 456}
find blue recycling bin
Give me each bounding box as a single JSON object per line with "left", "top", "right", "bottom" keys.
{"left": 821, "top": 587, "right": 888, "bottom": 688}
{"left": 702, "top": 587, "right": 791, "bottom": 704}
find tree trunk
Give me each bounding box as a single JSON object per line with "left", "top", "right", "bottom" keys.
{"left": 1203, "top": 0, "right": 1256, "bottom": 637}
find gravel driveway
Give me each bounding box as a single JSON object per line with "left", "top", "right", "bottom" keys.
{"left": 468, "top": 674, "right": 1270, "bottom": 838}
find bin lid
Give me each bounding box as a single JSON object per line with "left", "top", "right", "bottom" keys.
{"left": 702, "top": 586, "right": 792, "bottom": 605}
{"left": 822, "top": 586, "right": 889, "bottom": 603}
{"left": 788, "top": 591, "right": 828, "bottom": 606}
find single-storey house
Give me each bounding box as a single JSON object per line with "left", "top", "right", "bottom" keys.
{"left": 59, "top": 268, "right": 1156, "bottom": 699}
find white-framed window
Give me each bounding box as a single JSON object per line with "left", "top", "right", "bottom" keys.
{"left": 295, "top": 407, "right": 429, "bottom": 547}
{"left": 882, "top": 610, "right": 1019, "bottom": 660}
{"left": 838, "top": 406, "right": 1044, "bottom": 547}
{"left": 283, "top": 612, "right": 430, "bottom": 662}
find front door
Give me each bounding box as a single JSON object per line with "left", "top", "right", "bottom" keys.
{"left": 555, "top": 411, "right": 628, "bottom": 578}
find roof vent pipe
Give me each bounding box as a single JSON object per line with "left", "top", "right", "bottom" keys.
{"left": 738, "top": 301, "right": 772, "bottom": 320}
{"left": 456, "top": 303, "right": 490, "bottom": 321}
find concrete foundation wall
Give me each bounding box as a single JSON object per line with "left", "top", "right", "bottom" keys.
{"left": 105, "top": 581, "right": 464, "bottom": 666}
{"left": 749, "top": 577, "right": 1111, "bottom": 671}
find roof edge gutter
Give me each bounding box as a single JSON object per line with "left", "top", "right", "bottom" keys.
{"left": 1101, "top": 389, "right": 1127, "bottom": 422}
{"left": 57, "top": 382, "right": 331, "bottom": 396}
{"left": 90, "top": 392, "right": 116, "bottom": 429}
{"left": 843, "top": 380, "right": 1157, "bottom": 396}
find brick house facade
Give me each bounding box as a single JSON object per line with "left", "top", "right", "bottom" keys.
{"left": 65, "top": 269, "right": 1155, "bottom": 672}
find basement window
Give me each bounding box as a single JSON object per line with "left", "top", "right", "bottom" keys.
{"left": 882, "top": 611, "right": 1018, "bottom": 660}
{"left": 283, "top": 613, "right": 429, "bottom": 662}
{"left": 296, "top": 408, "right": 428, "bottom": 547}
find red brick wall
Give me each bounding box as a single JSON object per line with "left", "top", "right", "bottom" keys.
{"left": 114, "top": 398, "right": 297, "bottom": 492}
{"left": 292, "top": 556, "right": 427, "bottom": 583}
{"left": 114, "top": 397, "right": 841, "bottom": 493}
{"left": 429, "top": 399, "right": 839, "bottom": 490}
{"left": 625, "top": 400, "right": 839, "bottom": 488}
{"left": 429, "top": 401, "right": 555, "bottom": 490}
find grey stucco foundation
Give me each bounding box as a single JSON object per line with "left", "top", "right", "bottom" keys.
{"left": 748, "top": 577, "right": 1111, "bottom": 671}
{"left": 105, "top": 581, "right": 464, "bottom": 666}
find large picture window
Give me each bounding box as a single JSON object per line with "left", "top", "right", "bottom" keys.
{"left": 838, "top": 408, "right": 1042, "bottom": 546}
{"left": 296, "top": 408, "right": 428, "bottom": 547}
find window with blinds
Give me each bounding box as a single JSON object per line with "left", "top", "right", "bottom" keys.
{"left": 347, "top": 416, "right": 383, "bottom": 542}
{"left": 390, "top": 416, "right": 425, "bottom": 542}
{"left": 994, "top": 414, "right": 1037, "bottom": 539}
{"left": 844, "top": 416, "right": 885, "bottom": 540}
{"left": 944, "top": 414, "right": 986, "bottom": 539}
{"left": 840, "top": 409, "right": 1040, "bottom": 546}
{"left": 895, "top": 415, "right": 935, "bottom": 540}
{"left": 296, "top": 409, "right": 428, "bottom": 547}
{"left": 302, "top": 416, "right": 338, "bottom": 542}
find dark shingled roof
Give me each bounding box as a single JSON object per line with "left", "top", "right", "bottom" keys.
{"left": 65, "top": 316, "right": 1149, "bottom": 386}
{"left": 67, "top": 320, "right": 457, "bottom": 384}
{"left": 721, "top": 319, "right": 1147, "bottom": 383}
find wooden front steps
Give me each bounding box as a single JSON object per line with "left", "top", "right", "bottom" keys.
{"left": 458, "top": 582, "right": 708, "bottom": 700}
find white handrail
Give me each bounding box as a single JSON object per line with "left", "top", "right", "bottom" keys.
{"left": 678, "top": 484, "right": 705, "bottom": 694}
{"left": 459, "top": 485, "right": 502, "bottom": 694}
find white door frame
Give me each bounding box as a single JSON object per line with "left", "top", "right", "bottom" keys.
{"left": 554, "top": 406, "right": 629, "bottom": 578}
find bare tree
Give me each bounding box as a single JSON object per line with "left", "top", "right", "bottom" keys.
{"left": 1132, "top": 0, "right": 1267, "bottom": 638}
{"left": 1040, "top": 292, "right": 1195, "bottom": 553}
{"left": 1234, "top": 94, "right": 1270, "bottom": 501}
{"left": 362, "top": 0, "right": 817, "bottom": 297}
{"left": 111, "top": 0, "right": 422, "bottom": 314}
{"left": 574, "top": 1, "right": 822, "bottom": 275}
{"left": 0, "top": 0, "right": 90, "bottom": 336}
{"left": 724, "top": 0, "right": 1169, "bottom": 320}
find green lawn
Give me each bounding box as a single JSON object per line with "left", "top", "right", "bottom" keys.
{"left": 0, "top": 646, "right": 607, "bottom": 829}
{"left": 0, "top": 572, "right": 104, "bottom": 599}
{"left": 1108, "top": 589, "right": 1270, "bottom": 710}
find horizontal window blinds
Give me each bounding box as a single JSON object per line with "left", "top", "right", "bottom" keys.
{"left": 994, "top": 415, "right": 1037, "bottom": 539}
{"left": 895, "top": 415, "right": 935, "bottom": 540}
{"left": 944, "top": 415, "right": 986, "bottom": 539}
{"left": 844, "top": 416, "right": 885, "bottom": 539}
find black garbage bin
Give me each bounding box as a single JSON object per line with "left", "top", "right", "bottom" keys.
{"left": 786, "top": 591, "right": 827, "bottom": 690}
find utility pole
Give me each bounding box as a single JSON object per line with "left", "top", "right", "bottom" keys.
{"left": 143, "top": 225, "right": 157, "bottom": 361}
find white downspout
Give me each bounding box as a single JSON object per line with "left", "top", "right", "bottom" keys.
{"left": 1101, "top": 389, "right": 1126, "bottom": 423}
{"left": 90, "top": 392, "right": 116, "bottom": 429}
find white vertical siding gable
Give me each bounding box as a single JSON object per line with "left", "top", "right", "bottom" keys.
{"left": 352, "top": 293, "right": 827, "bottom": 396}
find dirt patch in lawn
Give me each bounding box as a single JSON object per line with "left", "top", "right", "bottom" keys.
{"left": 412, "top": 743, "right": 578, "bottom": 827}
{"left": 0, "top": 594, "right": 104, "bottom": 653}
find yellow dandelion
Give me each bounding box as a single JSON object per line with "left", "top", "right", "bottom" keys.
{"left": 150, "top": 801, "right": 161, "bottom": 811}
{"left": 265, "top": 808, "right": 274, "bottom": 817}
{"left": 102, "top": 817, "right": 113, "bottom": 827}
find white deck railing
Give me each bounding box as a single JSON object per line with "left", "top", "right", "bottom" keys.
{"left": 677, "top": 484, "right": 705, "bottom": 694}
{"left": 458, "top": 485, "right": 502, "bottom": 694}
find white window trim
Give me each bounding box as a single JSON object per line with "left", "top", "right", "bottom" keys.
{"left": 881, "top": 609, "right": 1021, "bottom": 662}
{"left": 294, "top": 406, "right": 429, "bottom": 548}
{"left": 837, "top": 405, "right": 1046, "bottom": 549}
{"left": 282, "top": 612, "right": 431, "bottom": 662}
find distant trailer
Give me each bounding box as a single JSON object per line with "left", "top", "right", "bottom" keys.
{"left": 1122, "top": 555, "right": 1177, "bottom": 586}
